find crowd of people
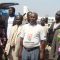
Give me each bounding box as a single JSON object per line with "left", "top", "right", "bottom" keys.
{"left": 0, "top": 7, "right": 60, "bottom": 60}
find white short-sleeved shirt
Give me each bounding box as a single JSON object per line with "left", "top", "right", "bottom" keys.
{"left": 20, "top": 24, "right": 46, "bottom": 48}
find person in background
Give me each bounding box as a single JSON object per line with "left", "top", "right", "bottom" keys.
{"left": 18, "top": 12, "right": 46, "bottom": 60}
{"left": 0, "top": 15, "right": 6, "bottom": 60}
{"left": 4, "top": 7, "right": 16, "bottom": 60}
{"left": 51, "top": 10, "right": 60, "bottom": 60}
{"left": 27, "top": 11, "right": 32, "bottom": 23}
{"left": 5, "top": 15, "right": 23, "bottom": 60}
{"left": 40, "top": 18, "right": 45, "bottom": 26}
{"left": 5, "top": 7, "right": 16, "bottom": 41}
{"left": 48, "top": 10, "right": 60, "bottom": 46}
{"left": 22, "top": 11, "right": 32, "bottom": 24}
{"left": 40, "top": 18, "right": 48, "bottom": 39}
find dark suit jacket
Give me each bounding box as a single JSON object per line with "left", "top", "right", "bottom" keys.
{"left": 3, "top": 15, "right": 16, "bottom": 41}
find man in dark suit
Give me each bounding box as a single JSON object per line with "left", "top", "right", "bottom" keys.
{"left": 4, "top": 7, "right": 16, "bottom": 60}
{"left": 5, "top": 7, "right": 16, "bottom": 40}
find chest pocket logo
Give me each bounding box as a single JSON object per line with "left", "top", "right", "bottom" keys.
{"left": 27, "top": 34, "right": 32, "bottom": 41}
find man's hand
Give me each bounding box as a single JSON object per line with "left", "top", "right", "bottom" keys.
{"left": 18, "top": 37, "right": 23, "bottom": 60}
{"left": 40, "top": 40, "right": 46, "bottom": 60}
{"left": 18, "top": 52, "right": 22, "bottom": 60}
{"left": 40, "top": 51, "right": 45, "bottom": 60}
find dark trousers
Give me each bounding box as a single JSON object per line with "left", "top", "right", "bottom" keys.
{"left": 57, "top": 55, "right": 60, "bottom": 60}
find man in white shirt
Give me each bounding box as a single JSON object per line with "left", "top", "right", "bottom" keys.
{"left": 7, "top": 7, "right": 15, "bottom": 40}
{"left": 4, "top": 7, "right": 15, "bottom": 60}
{"left": 19, "top": 12, "right": 46, "bottom": 60}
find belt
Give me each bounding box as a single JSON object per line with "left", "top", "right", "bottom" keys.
{"left": 24, "top": 46, "right": 39, "bottom": 51}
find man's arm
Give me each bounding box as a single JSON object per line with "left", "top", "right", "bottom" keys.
{"left": 19, "top": 37, "right": 23, "bottom": 59}
{"left": 40, "top": 27, "right": 46, "bottom": 60}
{"left": 40, "top": 40, "right": 46, "bottom": 60}
{"left": 51, "top": 30, "right": 58, "bottom": 59}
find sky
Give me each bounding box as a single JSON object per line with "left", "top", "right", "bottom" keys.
{"left": 0, "top": 0, "right": 60, "bottom": 17}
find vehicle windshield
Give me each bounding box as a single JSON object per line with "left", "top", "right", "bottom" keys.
{"left": 0, "top": 9, "right": 8, "bottom": 16}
